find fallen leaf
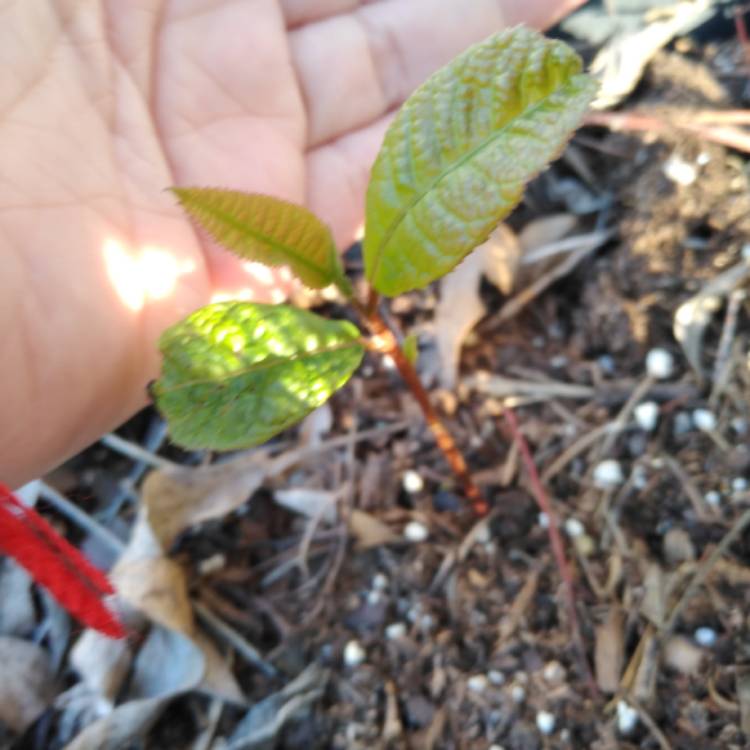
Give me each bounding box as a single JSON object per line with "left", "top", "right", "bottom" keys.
{"left": 518, "top": 213, "right": 577, "bottom": 260}
{"left": 0, "top": 558, "right": 35, "bottom": 636}
{"left": 591, "top": 1, "right": 714, "bottom": 109}
{"left": 482, "top": 223, "right": 523, "bottom": 295}
{"left": 297, "top": 404, "right": 333, "bottom": 446}
{"left": 64, "top": 627, "right": 202, "bottom": 750}
{"left": 111, "top": 556, "right": 194, "bottom": 634}
{"left": 227, "top": 664, "right": 327, "bottom": 750}
{"left": 71, "top": 631, "right": 132, "bottom": 705}
{"left": 274, "top": 487, "right": 338, "bottom": 523}
{"left": 673, "top": 259, "right": 750, "bottom": 377}
{"left": 664, "top": 635, "right": 704, "bottom": 677}
{"left": 0, "top": 636, "right": 55, "bottom": 732}
{"left": 434, "top": 244, "right": 490, "bottom": 390}
{"left": 142, "top": 453, "right": 270, "bottom": 549}
{"left": 348, "top": 509, "right": 397, "bottom": 549}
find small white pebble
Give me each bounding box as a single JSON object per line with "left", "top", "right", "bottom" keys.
{"left": 704, "top": 490, "right": 721, "bottom": 507}
{"left": 198, "top": 553, "right": 226, "bottom": 576}
{"left": 372, "top": 573, "right": 389, "bottom": 590}
{"left": 537, "top": 512, "right": 550, "bottom": 529}
{"left": 343, "top": 639, "right": 366, "bottom": 667}
{"left": 510, "top": 684, "right": 526, "bottom": 703}
{"left": 696, "top": 151, "right": 711, "bottom": 166}
{"left": 646, "top": 348, "right": 675, "bottom": 379}
{"left": 742, "top": 242, "right": 750, "bottom": 261}
{"left": 694, "top": 626, "right": 717, "bottom": 647}
{"left": 489, "top": 745, "right": 506, "bottom": 750}
{"left": 731, "top": 417, "right": 748, "bottom": 435}
{"left": 366, "top": 589, "right": 383, "bottom": 605}
{"left": 384, "top": 622, "right": 407, "bottom": 640}
{"left": 617, "top": 701, "right": 639, "bottom": 734}
{"left": 692, "top": 408, "right": 717, "bottom": 432}
{"left": 663, "top": 153, "right": 697, "bottom": 186}
{"left": 634, "top": 401, "right": 659, "bottom": 432}
{"left": 732, "top": 477, "right": 748, "bottom": 493}
{"left": 488, "top": 669, "right": 506, "bottom": 686}
{"left": 535, "top": 710, "right": 556, "bottom": 735}
{"left": 402, "top": 470, "right": 424, "bottom": 494}
{"left": 543, "top": 660, "right": 566, "bottom": 684}
{"left": 382, "top": 355, "right": 396, "bottom": 370}
{"left": 593, "top": 459, "right": 624, "bottom": 489}
{"left": 467, "top": 674, "right": 489, "bottom": 693}
{"left": 403, "top": 521, "right": 429, "bottom": 543}
{"left": 564, "top": 518, "right": 585, "bottom": 538}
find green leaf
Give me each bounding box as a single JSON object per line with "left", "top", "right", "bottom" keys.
{"left": 154, "top": 302, "right": 364, "bottom": 450}
{"left": 172, "top": 188, "right": 350, "bottom": 293}
{"left": 363, "top": 27, "right": 597, "bottom": 296}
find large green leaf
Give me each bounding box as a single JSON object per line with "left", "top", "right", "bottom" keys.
{"left": 363, "top": 27, "right": 597, "bottom": 295}
{"left": 172, "top": 188, "right": 349, "bottom": 292}
{"left": 154, "top": 302, "right": 364, "bottom": 450}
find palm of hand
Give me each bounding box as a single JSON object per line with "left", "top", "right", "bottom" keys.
{"left": 0, "top": 0, "right": 577, "bottom": 485}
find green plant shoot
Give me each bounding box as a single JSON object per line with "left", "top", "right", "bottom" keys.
{"left": 153, "top": 27, "right": 596, "bottom": 469}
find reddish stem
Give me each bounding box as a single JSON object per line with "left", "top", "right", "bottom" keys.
{"left": 502, "top": 408, "right": 599, "bottom": 700}
{"left": 358, "top": 303, "right": 488, "bottom": 516}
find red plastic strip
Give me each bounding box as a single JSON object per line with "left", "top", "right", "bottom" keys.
{"left": 0, "top": 483, "right": 125, "bottom": 638}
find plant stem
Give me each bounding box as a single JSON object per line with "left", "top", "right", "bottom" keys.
{"left": 356, "top": 300, "right": 488, "bottom": 515}
{"left": 502, "top": 407, "right": 599, "bottom": 700}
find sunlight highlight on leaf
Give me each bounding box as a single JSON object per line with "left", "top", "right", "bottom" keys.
{"left": 154, "top": 302, "right": 364, "bottom": 450}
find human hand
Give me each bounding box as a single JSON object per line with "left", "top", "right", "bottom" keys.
{"left": 0, "top": 0, "right": 583, "bottom": 487}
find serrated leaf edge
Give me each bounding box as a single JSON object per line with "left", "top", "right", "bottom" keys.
{"left": 171, "top": 187, "right": 342, "bottom": 289}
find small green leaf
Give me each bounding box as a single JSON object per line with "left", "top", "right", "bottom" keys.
{"left": 172, "top": 188, "right": 350, "bottom": 293}
{"left": 403, "top": 333, "right": 419, "bottom": 366}
{"left": 363, "top": 27, "right": 597, "bottom": 296}
{"left": 154, "top": 302, "right": 364, "bottom": 450}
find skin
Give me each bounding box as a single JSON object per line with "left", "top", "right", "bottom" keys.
{"left": 0, "top": 0, "right": 583, "bottom": 488}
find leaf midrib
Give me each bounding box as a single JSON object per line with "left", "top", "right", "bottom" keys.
{"left": 368, "top": 75, "right": 584, "bottom": 283}
{"left": 160, "top": 338, "right": 363, "bottom": 393}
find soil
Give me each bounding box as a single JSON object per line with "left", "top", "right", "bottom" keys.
{"left": 5, "top": 19, "right": 750, "bottom": 750}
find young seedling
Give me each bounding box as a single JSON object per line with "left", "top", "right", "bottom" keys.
{"left": 153, "top": 27, "right": 596, "bottom": 516}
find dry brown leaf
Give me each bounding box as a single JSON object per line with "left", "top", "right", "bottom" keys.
{"left": 348, "top": 509, "right": 397, "bottom": 549}
{"left": 518, "top": 213, "right": 577, "bottom": 259}
{"left": 142, "top": 453, "right": 270, "bottom": 549}
{"left": 663, "top": 635, "right": 704, "bottom": 677}
{"left": 274, "top": 487, "right": 338, "bottom": 523}
{"left": 0, "top": 636, "right": 55, "bottom": 732}
{"left": 111, "top": 557, "right": 194, "bottom": 634}
{"left": 594, "top": 607, "right": 624, "bottom": 693}
{"left": 482, "top": 223, "right": 523, "bottom": 295}
{"left": 673, "top": 259, "right": 750, "bottom": 377}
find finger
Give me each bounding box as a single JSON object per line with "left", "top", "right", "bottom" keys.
{"left": 306, "top": 112, "right": 393, "bottom": 249}
{"left": 291, "top": 0, "right": 577, "bottom": 148}
{"left": 280, "top": 0, "right": 362, "bottom": 28}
